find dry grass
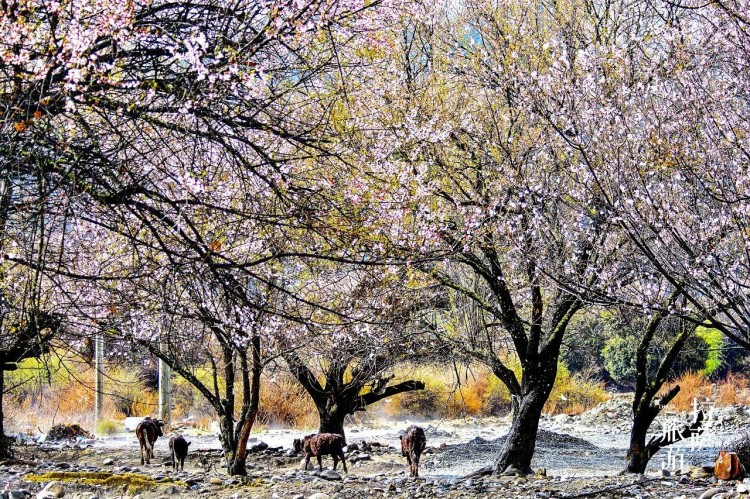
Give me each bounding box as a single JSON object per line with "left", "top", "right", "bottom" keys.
{"left": 388, "top": 362, "right": 607, "bottom": 419}
{"left": 257, "top": 377, "right": 317, "bottom": 429}
{"left": 664, "top": 371, "right": 750, "bottom": 412}
{"left": 717, "top": 374, "right": 750, "bottom": 406}
{"left": 663, "top": 372, "right": 709, "bottom": 412}
{"left": 9, "top": 351, "right": 747, "bottom": 434}
{"left": 545, "top": 368, "right": 609, "bottom": 416}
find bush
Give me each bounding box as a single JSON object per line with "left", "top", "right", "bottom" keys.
{"left": 105, "top": 367, "right": 158, "bottom": 417}
{"left": 561, "top": 313, "right": 608, "bottom": 379}
{"left": 95, "top": 419, "right": 122, "bottom": 436}
{"left": 602, "top": 329, "right": 709, "bottom": 386}
{"left": 602, "top": 336, "right": 637, "bottom": 385}
{"left": 717, "top": 374, "right": 750, "bottom": 406}
{"left": 388, "top": 366, "right": 451, "bottom": 418}
{"left": 663, "top": 372, "right": 710, "bottom": 412}
{"left": 545, "top": 365, "right": 609, "bottom": 415}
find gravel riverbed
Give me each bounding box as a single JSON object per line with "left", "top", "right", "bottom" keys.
{"left": 1, "top": 399, "right": 749, "bottom": 498}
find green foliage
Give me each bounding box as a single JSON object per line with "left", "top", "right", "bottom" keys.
{"left": 561, "top": 312, "right": 607, "bottom": 378}
{"left": 602, "top": 316, "right": 715, "bottom": 384}
{"left": 696, "top": 327, "right": 725, "bottom": 377}
{"left": 602, "top": 336, "right": 638, "bottom": 384}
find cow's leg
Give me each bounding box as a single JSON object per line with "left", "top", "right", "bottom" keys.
{"left": 332, "top": 453, "right": 339, "bottom": 470}
{"left": 317, "top": 454, "right": 323, "bottom": 471}
{"left": 339, "top": 449, "right": 348, "bottom": 473}
{"left": 303, "top": 455, "right": 311, "bottom": 471}
{"left": 140, "top": 444, "right": 145, "bottom": 465}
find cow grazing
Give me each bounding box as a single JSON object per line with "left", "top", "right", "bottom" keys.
{"left": 135, "top": 417, "right": 164, "bottom": 465}
{"left": 293, "top": 433, "right": 347, "bottom": 473}
{"left": 400, "top": 425, "right": 426, "bottom": 478}
{"left": 169, "top": 434, "right": 190, "bottom": 471}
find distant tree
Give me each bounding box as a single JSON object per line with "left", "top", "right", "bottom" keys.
{"left": 281, "top": 268, "right": 440, "bottom": 440}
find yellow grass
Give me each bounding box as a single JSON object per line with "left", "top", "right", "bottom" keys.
{"left": 388, "top": 362, "right": 608, "bottom": 418}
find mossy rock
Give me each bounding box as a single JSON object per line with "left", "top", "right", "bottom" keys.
{"left": 25, "top": 471, "right": 186, "bottom": 495}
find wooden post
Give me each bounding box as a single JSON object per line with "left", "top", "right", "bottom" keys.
{"left": 94, "top": 333, "right": 104, "bottom": 423}
{"left": 158, "top": 356, "right": 171, "bottom": 429}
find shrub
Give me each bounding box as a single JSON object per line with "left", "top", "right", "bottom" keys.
{"left": 105, "top": 367, "right": 158, "bottom": 417}
{"left": 388, "top": 361, "right": 606, "bottom": 419}
{"left": 389, "top": 366, "right": 450, "bottom": 418}
{"left": 561, "top": 313, "right": 608, "bottom": 378}
{"left": 602, "top": 336, "right": 638, "bottom": 385}
{"left": 545, "top": 366, "right": 609, "bottom": 415}
{"left": 95, "top": 419, "right": 122, "bottom": 436}
{"left": 603, "top": 331, "right": 709, "bottom": 386}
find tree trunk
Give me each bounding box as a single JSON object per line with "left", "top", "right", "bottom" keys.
{"left": 318, "top": 407, "right": 347, "bottom": 442}
{"left": 492, "top": 388, "right": 546, "bottom": 475}
{"left": 228, "top": 336, "right": 262, "bottom": 476}
{"left": 217, "top": 405, "right": 235, "bottom": 462}
{"left": 228, "top": 417, "right": 252, "bottom": 476}
{"left": 625, "top": 414, "right": 654, "bottom": 474}
{"left": 625, "top": 403, "right": 704, "bottom": 474}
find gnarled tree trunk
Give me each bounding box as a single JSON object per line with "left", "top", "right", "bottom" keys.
{"left": 624, "top": 307, "right": 701, "bottom": 473}
{"left": 492, "top": 368, "right": 556, "bottom": 474}
{"left": 285, "top": 350, "right": 424, "bottom": 443}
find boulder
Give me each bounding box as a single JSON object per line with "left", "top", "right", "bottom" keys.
{"left": 36, "top": 482, "right": 64, "bottom": 499}
{"left": 321, "top": 470, "right": 342, "bottom": 481}
{"left": 715, "top": 451, "right": 746, "bottom": 481}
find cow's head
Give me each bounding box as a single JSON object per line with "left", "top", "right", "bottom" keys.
{"left": 292, "top": 438, "right": 303, "bottom": 453}
{"left": 155, "top": 419, "right": 165, "bottom": 437}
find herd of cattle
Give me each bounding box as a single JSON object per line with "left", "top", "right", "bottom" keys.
{"left": 134, "top": 417, "right": 427, "bottom": 477}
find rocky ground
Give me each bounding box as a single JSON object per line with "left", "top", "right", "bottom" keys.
{"left": 1, "top": 396, "right": 749, "bottom": 499}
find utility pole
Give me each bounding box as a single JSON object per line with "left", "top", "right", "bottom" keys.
{"left": 94, "top": 333, "right": 104, "bottom": 423}
{"left": 158, "top": 354, "right": 171, "bottom": 429}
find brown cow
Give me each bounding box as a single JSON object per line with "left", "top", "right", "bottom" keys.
{"left": 293, "top": 433, "right": 347, "bottom": 473}
{"left": 135, "top": 417, "right": 164, "bottom": 465}
{"left": 400, "top": 425, "right": 426, "bottom": 478}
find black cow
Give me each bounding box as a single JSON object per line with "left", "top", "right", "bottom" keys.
{"left": 400, "top": 425, "right": 426, "bottom": 477}
{"left": 169, "top": 434, "right": 190, "bottom": 471}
